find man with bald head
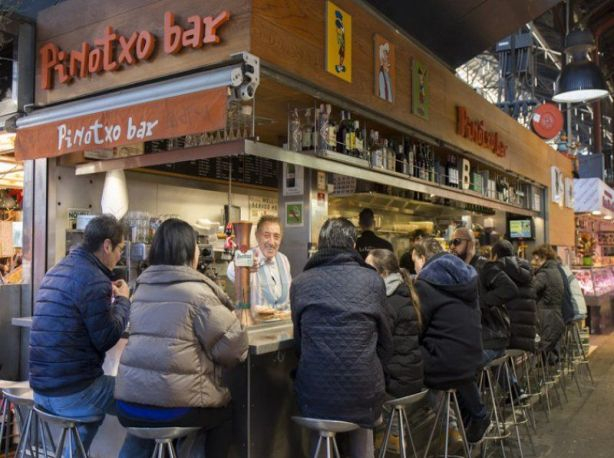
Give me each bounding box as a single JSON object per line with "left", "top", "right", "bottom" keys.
{"left": 450, "top": 227, "right": 486, "bottom": 272}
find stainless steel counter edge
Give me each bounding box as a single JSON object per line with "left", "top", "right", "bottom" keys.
{"left": 247, "top": 320, "right": 295, "bottom": 356}
{"left": 12, "top": 317, "right": 33, "bottom": 327}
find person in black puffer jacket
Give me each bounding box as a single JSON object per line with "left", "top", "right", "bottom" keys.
{"left": 493, "top": 241, "right": 537, "bottom": 353}
{"left": 478, "top": 250, "right": 517, "bottom": 359}
{"left": 412, "top": 238, "right": 490, "bottom": 444}
{"left": 531, "top": 245, "right": 565, "bottom": 354}
{"left": 366, "top": 249, "right": 423, "bottom": 398}
{"left": 291, "top": 218, "right": 392, "bottom": 458}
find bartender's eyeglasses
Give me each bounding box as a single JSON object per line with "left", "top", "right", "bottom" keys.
{"left": 450, "top": 238, "right": 468, "bottom": 246}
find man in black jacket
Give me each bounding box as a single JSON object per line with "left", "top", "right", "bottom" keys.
{"left": 292, "top": 217, "right": 392, "bottom": 458}
{"left": 494, "top": 241, "right": 537, "bottom": 353}
{"left": 355, "top": 208, "right": 393, "bottom": 259}
{"left": 412, "top": 238, "right": 490, "bottom": 444}
{"left": 30, "top": 215, "right": 133, "bottom": 454}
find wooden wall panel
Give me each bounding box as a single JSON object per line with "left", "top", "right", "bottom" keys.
{"left": 35, "top": 0, "right": 251, "bottom": 105}
{"left": 548, "top": 152, "right": 575, "bottom": 247}
{"left": 250, "top": 0, "right": 571, "bottom": 189}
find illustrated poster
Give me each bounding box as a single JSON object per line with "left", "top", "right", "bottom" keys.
{"left": 412, "top": 59, "right": 430, "bottom": 119}
{"left": 374, "top": 34, "right": 395, "bottom": 102}
{"left": 326, "top": 1, "right": 352, "bottom": 83}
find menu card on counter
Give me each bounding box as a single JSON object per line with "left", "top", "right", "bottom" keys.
{"left": 148, "top": 155, "right": 280, "bottom": 189}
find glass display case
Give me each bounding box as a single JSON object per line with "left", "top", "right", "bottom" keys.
{"left": 572, "top": 266, "right": 614, "bottom": 297}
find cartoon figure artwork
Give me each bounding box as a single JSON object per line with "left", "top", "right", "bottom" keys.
{"left": 326, "top": 1, "right": 352, "bottom": 83}
{"left": 335, "top": 11, "right": 346, "bottom": 74}
{"left": 374, "top": 34, "right": 395, "bottom": 102}
{"left": 412, "top": 58, "right": 430, "bottom": 119}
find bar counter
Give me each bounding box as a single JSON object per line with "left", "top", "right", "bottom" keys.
{"left": 13, "top": 318, "right": 308, "bottom": 458}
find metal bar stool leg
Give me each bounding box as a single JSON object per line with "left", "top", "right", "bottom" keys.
{"left": 574, "top": 324, "right": 595, "bottom": 385}
{"left": 333, "top": 436, "right": 342, "bottom": 458}
{"left": 0, "top": 398, "right": 8, "bottom": 458}
{"left": 378, "top": 409, "right": 395, "bottom": 458}
{"left": 325, "top": 435, "right": 334, "bottom": 458}
{"left": 398, "top": 408, "right": 407, "bottom": 458}
{"left": 401, "top": 408, "right": 418, "bottom": 458}
{"left": 54, "top": 427, "right": 67, "bottom": 458}
{"left": 450, "top": 391, "right": 471, "bottom": 458}
{"left": 37, "top": 415, "right": 48, "bottom": 458}
{"left": 423, "top": 392, "right": 445, "bottom": 458}
{"left": 167, "top": 440, "right": 177, "bottom": 458}
{"left": 504, "top": 361, "right": 524, "bottom": 458}
{"left": 313, "top": 435, "right": 323, "bottom": 458}
{"left": 156, "top": 440, "right": 164, "bottom": 458}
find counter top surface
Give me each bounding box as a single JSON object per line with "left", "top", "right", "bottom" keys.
{"left": 13, "top": 316, "right": 295, "bottom": 355}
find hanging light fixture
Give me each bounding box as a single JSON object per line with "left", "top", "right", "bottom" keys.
{"left": 553, "top": 28, "right": 609, "bottom": 103}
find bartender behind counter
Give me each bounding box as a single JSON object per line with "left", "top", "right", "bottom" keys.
{"left": 227, "top": 215, "right": 292, "bottom": 314}
{"left": 356, "top": 208, "right": 393, "bottom": 259}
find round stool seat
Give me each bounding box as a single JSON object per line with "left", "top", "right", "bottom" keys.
{"left": 33, "top": 406, "right": 103, "bottom": 426}
{"left": 505, "top": 349, "right": 526, "bottom": 359}
{"left": 2, "top": 387, "right": 34, "bottom": 407}
{"left": 383, "top": 388, "right": 429, "bottom": 408}
{"left": 292, "top": 417, "right": 359, "bottom": 434}
{"left": 126, "top": 426, "right": 201, "bottom": 441}
{"left": 485, "top": 354, "right": 509, "bottom": 369}
{"left": 0, "top": 380, "right": 29, "bottom": 390}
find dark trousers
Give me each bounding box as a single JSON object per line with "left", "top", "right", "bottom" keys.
{"left": 456, "top": 381, "right": 487, "bottom": 427}
{"left": 118, "top": 404, "right": 233, "bottom": 458}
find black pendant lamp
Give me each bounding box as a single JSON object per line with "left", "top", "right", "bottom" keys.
{"left": 553, "top": 28, "right": 609, "bottom": 103}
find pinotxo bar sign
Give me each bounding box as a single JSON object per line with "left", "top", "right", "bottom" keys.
{"left": 15, "top": 86, "right": 227, "bottom": 161}
{"left": 456, "top": 106, "right": 508, "bottom": 157}
{"left": 40, "top": 10, "right": 230, "bottom": 91}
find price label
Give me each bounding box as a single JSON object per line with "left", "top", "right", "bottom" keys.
{"left": 234, "top": 250, "right": 254, "bottom": 267}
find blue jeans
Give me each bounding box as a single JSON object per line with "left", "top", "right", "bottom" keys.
{"left": 34, "top": 376, "right": 150, "bottom": 458}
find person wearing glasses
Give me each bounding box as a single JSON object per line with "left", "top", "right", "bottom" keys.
{"left": 227, "top": 215, "right": 291, "bottom": 313}
{"left": 450, "top": 227, "right": 486, "bottom": 272}
{"left": 30, "top": 215, "right": 135, "bottom": 456}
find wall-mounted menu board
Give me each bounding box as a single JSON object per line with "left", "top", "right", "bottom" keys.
{"left": 148, "top": 155, "right": 280, "bottom": 189}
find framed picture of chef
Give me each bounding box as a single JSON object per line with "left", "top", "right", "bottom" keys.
{"left": 374, "top": 34, "right": 395, "bottom": 102}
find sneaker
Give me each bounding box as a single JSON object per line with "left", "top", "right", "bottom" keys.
{"left": 466, "top": 416, "right": 493, "bottom": 444}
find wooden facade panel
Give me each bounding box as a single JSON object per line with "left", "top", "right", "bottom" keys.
{"left": 251, "top": 0, "right": 571, "bottom": 188}
{"left": 35, "top": 0, "right": 252, "bottom": 105}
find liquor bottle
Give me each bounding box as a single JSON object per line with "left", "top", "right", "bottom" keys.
{"left": 354, "top": 121, "right": 364, "bottom": 158}
{"left": 316, "top": 103, "right": 330, "bottom": 151}
{"left": 445, "top": 154, "right": 452, "bottom": 186}
{"left": 371, "top": 131, "right": 384, "bottom": 169}
{"left": 407, "top": 143, "right": 416, "bottom": 177}
{"left": 344, "top": 112, "right": 356, "bottom": 156}
{"left": 396, "top": 141, "right": 408, "bottom": 174}
{"left": 337, "top": 111, "right": 347, "bottom": 154}
{"left": 327, "top": 112, "right": 337, "bottom": 152}
{"left": 302, "top": 108, "right": 314, "bottom": 151}
{"left": 289, "top": 108, "right": 302, "bottom": 152}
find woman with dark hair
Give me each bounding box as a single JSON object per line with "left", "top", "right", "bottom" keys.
{"left": 114, "top": 218, "right": 248, "bottom": 458}
{"left": 532, "top": 244, "right": 565, "bottom": 353}
{"left": 366, "top": 249, "right": 423, "bottom": 398}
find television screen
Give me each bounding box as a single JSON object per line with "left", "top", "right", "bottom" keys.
{"left": 509, "top": 219, "right": 533, "bottom": 239}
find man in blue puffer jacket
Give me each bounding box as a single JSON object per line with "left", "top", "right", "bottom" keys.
{"left": 29, "top": 215, "right": 132, "bottom": 455}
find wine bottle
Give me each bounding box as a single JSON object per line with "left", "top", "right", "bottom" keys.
{"left": 302, "top": 108, "right": 313, "bottom": 151}
{"left": 354, "top": 121, "right": 363, "bottom": 158}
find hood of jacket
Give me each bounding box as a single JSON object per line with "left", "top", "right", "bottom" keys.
{"left": 418, "top": 252, "right": 478, "bottom": 302}
{"left": 303, "top": 247, "right": 373, "bottom": 272}
{"left": 137, "top": 265, "right": 234, "bottom": 310}
{"left": 499, "top": 256, "right": 532, "bottom": 286}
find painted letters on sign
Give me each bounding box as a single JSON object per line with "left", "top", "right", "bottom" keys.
{"left": 15, "top": 86, "right": 228, "bottom": 161}
{"left": 456, "top": 106, "right": 508, "bottom": 157}
{"left": 40, "top": 10, "right": 230, "bottom": 90}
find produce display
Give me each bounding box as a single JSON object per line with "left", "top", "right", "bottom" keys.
{"left": 572, "top": 267, "right": 614, "bottom": 297}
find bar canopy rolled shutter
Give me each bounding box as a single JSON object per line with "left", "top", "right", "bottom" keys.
{"left": 15, "top": 53, "right": 260, "bottom": 161}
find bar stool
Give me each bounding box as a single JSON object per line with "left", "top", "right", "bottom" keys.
{"left": 0, "top": 381, "right": 29, "bottom": 458}
{"left": 480, "top": 355, "right": 528, "bottom": 458}
{"left": 126, "top": 426, "right": 201, "bottom": 458}
{"left": 505, "top": 349, "right": 537, "bottom": 431}
{"left": 34, "top": 406, "right": 102, "bottom": 458}
{"left": 1, "top": 387, "right": 44, "bottom": 458}
{"left": 422, "top": 388, "right": 471, "bottom": 458}
{"left": 291, "top": 417, "right": 360, "bottom": 458}
{"left": 378, "top": 389, "right": 429, "bottom": 458}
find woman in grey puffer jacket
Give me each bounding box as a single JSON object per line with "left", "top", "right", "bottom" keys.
{"left": 115, "top": 219, "right": 248, "bottom": 458}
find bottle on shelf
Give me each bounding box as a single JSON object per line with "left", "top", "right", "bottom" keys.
{"left": 384, "top": 139, "right": 395, "bottom": 171}
{"left": 343, "top": 112, "right": 356, "bottom": 156}
{"left": 327, "top": 108, "right": 337, "bottom": 152}
{"left": 289, "top": 108, "right": 302, "bottom": 152}
{"left": 396, "top": 141, "right": 408, "bottom": 174}
{"left": 371, "top": 131, "right": 384, "bottom": 169}
{"left": 353, "top": 120, "right": 364, "bottom": 158}
{"left": 302, "top": 108, "right": 314, "bottom": 151}
{"left": 408, "top": 143, "right": 416, "bottom": 177}
{"left": 318, "top": 104, "right": 329, "bottom": 152}
{"left": 336, "top": 111, "right": 347, "bottom": 154}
